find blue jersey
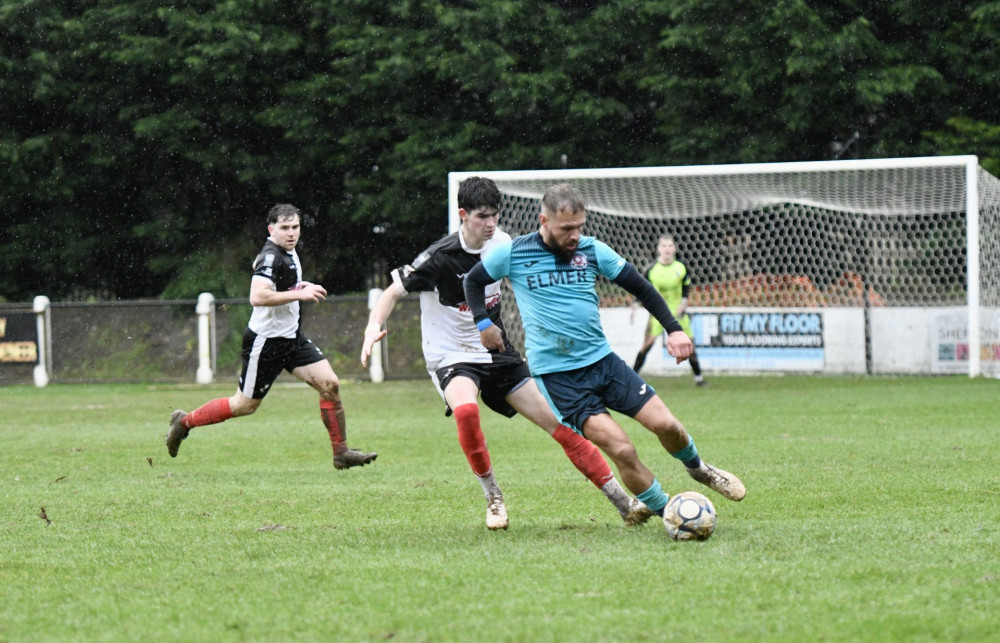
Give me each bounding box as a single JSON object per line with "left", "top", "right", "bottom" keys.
{"left": 481, "top": 232, "right": 628, "bottom": 375}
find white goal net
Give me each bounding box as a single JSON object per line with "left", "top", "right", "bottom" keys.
{"left": 449, "top": 156, "right": 1000, "bottom": 377}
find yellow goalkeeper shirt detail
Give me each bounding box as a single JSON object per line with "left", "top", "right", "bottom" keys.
{"left": 646, "top": 260, "right": 689, "bottom": 312}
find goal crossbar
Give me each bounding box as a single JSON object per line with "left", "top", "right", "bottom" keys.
{"left": 449, "top": 156, "right": 1000, "bottom": 377}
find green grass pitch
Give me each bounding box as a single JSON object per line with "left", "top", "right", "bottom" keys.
{"left": 2, "top": 375, "right": 998, "bottom": 641}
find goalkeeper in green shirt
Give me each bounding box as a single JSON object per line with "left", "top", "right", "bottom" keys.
{"left": 632, "top": 234, "right": 706, "bottom": 386}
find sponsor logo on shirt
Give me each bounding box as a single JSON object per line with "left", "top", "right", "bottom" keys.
{"left": 525, "top": 269, "right": 594, "bottom": 290}
{"left": 458, "top": 293, "right": 501, "bottom": 312}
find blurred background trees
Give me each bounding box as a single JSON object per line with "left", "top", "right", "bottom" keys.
{"left": 2, "top": 0, "right": 997, "bottom": 301}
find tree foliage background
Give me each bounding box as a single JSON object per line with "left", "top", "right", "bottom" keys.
{"left": 2, "top": 0, "right": 998, "bottom": 301}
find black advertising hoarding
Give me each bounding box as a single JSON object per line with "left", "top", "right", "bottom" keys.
{"left": 0, "top": 313, "right": 39, "bottom": 364}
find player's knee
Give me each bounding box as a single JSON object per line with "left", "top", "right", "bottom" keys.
{"left": 229, "top": 395, "right": 260, "bottom": 417}
{"left": 319, "top": 377, "right": 341, "bottom": 402}
{"left": 665, "top": 414, "right": 686, "bottom": 435}
{"left": 603, "top": 438, "right": 640, "bottom": 466}
{"left": 654, "top": 415, "right": 688, "bottom": 443}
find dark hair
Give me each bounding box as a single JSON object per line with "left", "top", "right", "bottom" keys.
{"left": 458, "top": 177, "right": 501, "bottom": 212}
{"left": 267, "top": 203, "right": 301, "bottom": 225}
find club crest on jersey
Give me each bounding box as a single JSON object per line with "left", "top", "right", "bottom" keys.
{"left": 570, "top": 253, "right": 588, "bottom": 269}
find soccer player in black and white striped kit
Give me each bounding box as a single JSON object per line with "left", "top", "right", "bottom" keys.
{"left": 166, "top": 204, "right": 376, "bottom": 470}
{"left": 361, "top": 178, "right": 652, "bottom": 530}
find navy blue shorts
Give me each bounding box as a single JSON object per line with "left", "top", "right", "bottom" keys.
{"left": 535, "top": 353, "right": 657, "bottom": 434}
{"left": 239, "top": 330, "right": 325, "bottom": 399}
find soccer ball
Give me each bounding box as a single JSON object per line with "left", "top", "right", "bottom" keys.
{"left": 662, "top": 491, "right": 717, "bottom": 541}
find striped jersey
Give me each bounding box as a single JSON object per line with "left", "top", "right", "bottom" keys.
{"left": 391, "top": 228, "right": 515, "bottom": 371}
{"left": 248, "top": 238, "right": 302, "bottom": 339}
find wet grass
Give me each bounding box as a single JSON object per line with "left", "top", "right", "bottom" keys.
{"left": 1, "top": 375, "right": 999, "bottom": 641}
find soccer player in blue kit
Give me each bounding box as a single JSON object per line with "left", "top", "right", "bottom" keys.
{"left": 464, "top": 183, "right": 745, "bottom": 515}
{"left": 361, "top": 177, "right": 652, "bottom": 530}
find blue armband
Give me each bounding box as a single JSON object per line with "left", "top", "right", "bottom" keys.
{"left": 476, "top": 318, "right": 494, "bottom": 332}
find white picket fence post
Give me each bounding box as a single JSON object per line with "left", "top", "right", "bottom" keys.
{"left": 32, "top": 296, "right": 51, "bottom": 387}
{"left": 367, "top": 288, "right": 385, "bottom": 383}
{"left": 196, "top": 292, "right": 216, "bottom": 384}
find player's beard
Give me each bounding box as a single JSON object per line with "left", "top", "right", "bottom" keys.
{"left": 555, "top": 241, "right": 578, "bottom": 262}
{"left": 540, "top": 228, "right": 577, "bottom": 262}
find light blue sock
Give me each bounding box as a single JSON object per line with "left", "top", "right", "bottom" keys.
{"left": 672, "top": 439, "right": 701, "bottom": 469}
{"left": 636, "top": 478, "right": 669, "bottom": 515}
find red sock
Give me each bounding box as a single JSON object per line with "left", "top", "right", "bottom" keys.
{"left": 320, "top": 399, "right": 347, "bottom": 455}
{"left": 454, "top": 403, "right": 492, "bottom": 477}
{"left": 184, "top": 397, "right": 233, "bottom": 428}
{"left": 552, "top": 425, "right": 614, "bottom": 489}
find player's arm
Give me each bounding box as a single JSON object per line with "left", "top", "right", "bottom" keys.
{"left": 677, "top": 267, "right": 692, "bottom": 317}
{"left": 613, "top": 263, "right": 692, "bottom": 362}
{"left": 463, "top": 262, "right": 504, "bottom": 351}
{"left": 630, "top": 263, "right": 653, "bottom": 323}
{"left": 249, "top": 277, "right": 327, "bottom": 307}
{"left": 360, "top": 282, "right": 405, "bottom": 366}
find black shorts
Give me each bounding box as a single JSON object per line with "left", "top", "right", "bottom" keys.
{"left": 536, "top": 352, "right": 657, "bottom": 434}
{"left": 434, "top": 359, "right": 532, "bottom": 418}
{"left": 239, "top": 329, "right": 325, "bottom": 399}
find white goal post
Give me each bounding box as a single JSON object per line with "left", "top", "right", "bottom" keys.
{"left": 448, "top": 156, "right": 1000, "bottom": 377}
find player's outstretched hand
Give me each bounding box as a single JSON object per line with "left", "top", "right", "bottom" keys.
{"left": 361, "top": 323, "right": 388, "bottom": 366}
{"left": 479, "top": 325, "right": 504, "bottom": 352}
{"left": 665, "top": 330, "right": 693, "bottom": 364}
